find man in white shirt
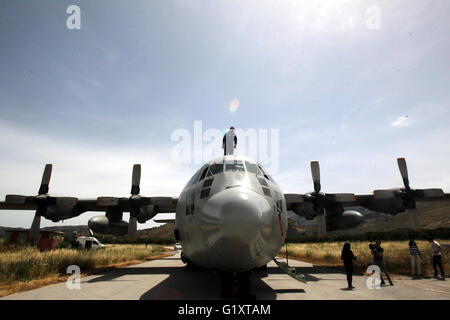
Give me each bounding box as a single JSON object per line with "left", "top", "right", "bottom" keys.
{"left": 428, "top": 238, "right": 445, "bottom": 280}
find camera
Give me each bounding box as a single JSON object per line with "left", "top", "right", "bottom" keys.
{"left": 369, "top": 243, "right": 376, "bottom": 250}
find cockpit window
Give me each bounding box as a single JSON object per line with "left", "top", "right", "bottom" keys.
{"left": 257, "top": 164, "right": 273, "bottom": 182}
{"left": 187, "top": 164, "right": 208, "bottom": 186}
{"left": 244, "top": 161, "right": 258, "bottom": 174}
{"left": 209, "top": 163, "right": 224, "bottom": 175}
{"left": 199, "top": 165, "right": 209, "bottom": 181}
{"left": 225, "top": 160, "right": 245, "bottom": 172}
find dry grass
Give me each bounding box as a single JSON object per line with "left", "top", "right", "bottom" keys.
{"left": 0, "top": 243, "right": 168, "bottom": 297}
{"left": 281, "top": 240, "right": 449, "bottom": 276}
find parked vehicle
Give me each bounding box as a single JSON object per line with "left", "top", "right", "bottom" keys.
{"left": 174, "top": 242, "right": 182, "bottom": 251}
{"left": 75, "top": 236, "right": 105, "bottom": 250}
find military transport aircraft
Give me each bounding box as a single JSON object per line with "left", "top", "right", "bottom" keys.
{"left": 0, "top": 155, "right": 448, "bottom": 298}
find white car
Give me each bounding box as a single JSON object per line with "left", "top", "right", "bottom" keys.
{"left": 76, "top": 236, "right": 105, "bottom": 250}
{"left": 174, "top": 243, "right": 182, "bottom": 251}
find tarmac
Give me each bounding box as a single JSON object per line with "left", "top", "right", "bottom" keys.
{"left": 1, "top": 252, "right": 449, "bottom": 300}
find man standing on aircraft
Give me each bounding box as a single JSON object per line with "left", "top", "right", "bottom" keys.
{"left": 222, "top": 126, "right": 237, "bottom": 155}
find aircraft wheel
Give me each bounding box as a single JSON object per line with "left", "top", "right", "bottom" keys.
{"left": 220, "top": 271, "right": 233, "bottom": 299}
{"left": 238, "top": 271, "right": 255, "bottom": 300}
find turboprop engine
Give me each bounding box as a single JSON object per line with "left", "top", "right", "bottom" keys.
{"left": 326, "top": 210, "right": 364, "bottom": 231}
{"left": 88, "top": 215, "right": 129, "bottom": 236}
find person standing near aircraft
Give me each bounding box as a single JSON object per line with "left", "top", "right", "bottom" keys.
{"left": 370, "top": 240, "right": 393, "bottom": 286}
{"left": 409, "top": 240, "right": 422, "bottom": 278}
{"left": 428, "top": 238, "right": 445, "bottom": 280}
{"left": 341, "top": 242, "right": 357, "bottom": 290}
{"left": 222, "top": 126, "right": 237, "bottom": 155}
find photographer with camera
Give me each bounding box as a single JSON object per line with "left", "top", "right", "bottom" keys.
{"left": 369, "top": 240, "right": 393, "bottom": 286}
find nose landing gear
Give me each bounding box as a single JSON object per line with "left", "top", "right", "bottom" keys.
{"left": 219, "top": 271, "right": 255, "bottom": 300}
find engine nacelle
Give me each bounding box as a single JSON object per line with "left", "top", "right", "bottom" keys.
{"left": 290, "top": 201, "right": 316, "bottom": 220}
{"left": 88, "top": 215, "right": 128, "bottom": 236}
{"left": 363, "top": 198, "right": 406, "bottom": 215}
{"left": 44, "top": 205, "right": 75, "bottom": 222}
{"left": 136, "top": 204, "right": 157, "bottom": 223}
{"left": 326, "top": 210, "right": 364, "bottom": 231}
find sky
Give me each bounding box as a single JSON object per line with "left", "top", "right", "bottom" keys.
{"left": 0, "top": 0, "right": 449, "bottom": 229}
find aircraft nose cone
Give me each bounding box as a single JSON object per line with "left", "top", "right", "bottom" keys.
{"left": 200, "top": 187, "right": 273, "bottom": 270}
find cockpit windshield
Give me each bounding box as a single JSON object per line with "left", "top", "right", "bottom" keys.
{"left": 224, "top": 160, "right": 245, "bottom": 172}
{"left": 244, "top": 161, "right": 258, "bottom": 174}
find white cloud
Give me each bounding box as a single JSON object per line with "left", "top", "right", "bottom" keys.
{"left": 390, "top": 115, "right": 411, "bottom": 128}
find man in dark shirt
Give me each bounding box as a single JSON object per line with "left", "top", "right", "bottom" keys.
{"left": 370, "top": 240, "right": 393, "bottom": 286}
{"left": 222, "top": 126, "right": 237, "bottom": 155}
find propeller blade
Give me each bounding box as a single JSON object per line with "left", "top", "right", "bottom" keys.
{"left": 38, "top": 164, "right": 52, "bottom": 195}
{"left": 127, "top": 216, "right": 137, "bottom": 240}
{"left": 310, "top": 161, "right": 321, "bottom": 193}
{"left": 397, "top": 158, "right": 410, "bottom": 189}
{"left": 97, "top": 197, "right": 120, "bottom": 206}
{"left": 29, "top": 212, "right": 41, "bottom": 239}
{"left": 88, "top": 228, "right": 94, "bottom": 237}
{"left": 131, "top": 164, "right": 141, "bottom": 195}
{"left": 5, "top": 195, "right": 29, "bottom": 204}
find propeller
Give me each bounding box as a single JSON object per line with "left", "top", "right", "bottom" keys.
{"left": 32, "top": 164, "right": 52, "bottom": 238}
{"left": 310, "top": 161, "right": 326, "bottom": 237}
{"left": 127, "top": 164, "right": 141, "bottom": 240}
{"left": 5, "top": 164, "right": 79, "bottom": 239}
{"left": 373, "top": 158, "right": 445, "bottom": 204}
{"left": 308, "top": 161, "right": 356, "bottom": 237}
{"left": 372, "top": 157, "right": 445, "bottom": 230}
{"left": 96, "top": 164, "right": 168, "bottom": 240}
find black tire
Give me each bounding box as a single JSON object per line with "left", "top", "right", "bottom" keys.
{"left": 220, "top": 272, "right": 233, "bottom": 299}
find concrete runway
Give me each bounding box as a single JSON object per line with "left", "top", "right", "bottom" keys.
{"left": 2, "top": 252, "right": 449, "bottom": 300}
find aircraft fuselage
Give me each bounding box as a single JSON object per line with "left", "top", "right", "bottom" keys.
{"left": 175, "top": 155, "right": 287, "bottom": 272}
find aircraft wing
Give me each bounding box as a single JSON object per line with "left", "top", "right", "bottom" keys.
{"left": 284, "top": 158, "right": 449, "bottom": 232}
{"left": 0, "top": 164, "right": 178, "bottom": 239}
{"left": 285, "top": 191, "right": 450, "bottom": 218}
{"left": 0, "top": 195, "right": 177, "bottom": 214}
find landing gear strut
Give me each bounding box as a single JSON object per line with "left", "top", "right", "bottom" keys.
{"left": 219, "top": 271, "right": 255, "bottom": 300}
